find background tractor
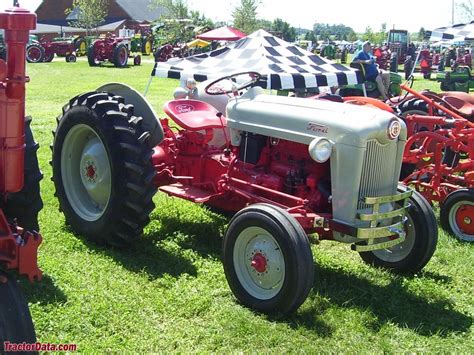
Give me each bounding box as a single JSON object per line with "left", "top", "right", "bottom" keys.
{"left": 26, "top": 35, "right": 86, "bottom": 63}
{"left": 87, "top": 29, "right": 142, "bottom": 68}
{"left": 52, "top": 73, "right": 437, "bottom": 315}
{"left": 0, "top": 4, "right": 43, "bottom": 344}
{"left": 388, "top": 29, "right": 409, "bottom": 64}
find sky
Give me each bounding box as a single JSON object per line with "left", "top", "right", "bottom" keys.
{"left": 3, "top": 0, "right": 466, "bottom": 33}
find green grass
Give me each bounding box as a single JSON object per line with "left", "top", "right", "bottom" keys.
{"left": 18, "top": 58, "right": 474, "bottom": 352}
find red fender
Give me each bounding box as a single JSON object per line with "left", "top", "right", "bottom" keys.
{"left": 343, "top": 96, "right": 395, "bottom": 113}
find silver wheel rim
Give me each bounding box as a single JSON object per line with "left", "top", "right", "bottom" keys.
{"left": 233, "top": 226, "right": 285, "bottom": 300}
{"left": 448, "top": 201, "right": 474, "bottom": 242}
{"left": 372, "top": 213, "right": 416, "bottom": 262}
{"left": 61, "top": 124, "right": 111, "bottom": 222}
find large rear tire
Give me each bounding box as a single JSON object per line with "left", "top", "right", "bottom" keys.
{"left": 4, "top": 117, "right": 43, "bottom": 232}
{"left": 223, "top": 204, "right": 314, "bottom": 314}
{"left": 87, "top": 44, "right": 99, "bottom": 67}
{"left": 0, "top": 272, "right": 36, "bottom": 346}
{"left": 26, "top": 43, "right": 45, "bottom": 63}
{"left": 359, "top": 185, "right": 438, "bottom": 273}
{"left": 52, "top": 92, "right": 157, "bottom": 247}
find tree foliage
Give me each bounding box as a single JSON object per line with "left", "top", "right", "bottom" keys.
{"left": 456, "top": 0, "right": 473, "bottom": 22}
{"left": 232, "top": 0, "right": 260, "bottom": 35}
{"left": 152, "top": 0, "right": 214, "bottom": 45}
{"left": 272, "top": 18, "right": 297, "bottom": 42}
{"left": 312, "top": 23, "right": 356, "bottom": 41}
{"left": 65, "top": 0, "right": 108, "bottom": 32}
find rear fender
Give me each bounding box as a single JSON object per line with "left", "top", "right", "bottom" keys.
{"left": 96, "top": 83, "right": 164, "bottom": 146}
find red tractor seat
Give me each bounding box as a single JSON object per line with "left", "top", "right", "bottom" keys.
{"left": 164, "top": 99, "right": 226, "bottom": 131}
{"left": 442, "top": 92, "right": 474, "bottom": 117}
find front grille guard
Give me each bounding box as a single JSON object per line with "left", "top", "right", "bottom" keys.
{"left": 329, "top": 189, "right": 413, "bottom": 252}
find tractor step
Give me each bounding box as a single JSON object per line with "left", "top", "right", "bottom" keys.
{"left": 159, "top": 183, "right": 221, "bottom": 203}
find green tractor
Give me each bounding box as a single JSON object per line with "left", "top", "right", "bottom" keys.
{"left": 436, "top": 66, "right": 474, "bottom": 92}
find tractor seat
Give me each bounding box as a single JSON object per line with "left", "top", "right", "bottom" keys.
{"left": 442, "top": 92, "right": 474, "bottom": 117}
{"left": 164, "top": 99, "right": 226, "bottom": 131}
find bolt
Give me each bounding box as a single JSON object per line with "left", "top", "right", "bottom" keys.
{"left": 464, "top": 216, "right": 471, "bottom": 225}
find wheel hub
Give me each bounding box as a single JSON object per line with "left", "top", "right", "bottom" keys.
{"left": 250, "top": 253, "right": 267, "bottom": 273}
{"left": 455, "top": 205, "right": 474, "bottom": 234}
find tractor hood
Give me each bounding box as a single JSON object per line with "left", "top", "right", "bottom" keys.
{"left": 226, "top": 87, "right": 406, "bottom": 148}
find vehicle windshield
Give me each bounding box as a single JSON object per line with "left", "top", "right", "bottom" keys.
{"left": 389, "top": 31, "right": 408, "bottom": 43}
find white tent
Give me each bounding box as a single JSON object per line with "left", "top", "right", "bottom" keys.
{"left": 427, "top": 21, "right": 474, "bottom": 42}
{"left": 151, "top": 29, "right": 362, "bottom": 90}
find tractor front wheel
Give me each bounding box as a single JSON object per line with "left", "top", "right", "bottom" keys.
{"left": 113, "top": 44, "right": 128, "bottom": 68}
{"left": 359, "top": 185, "right": 438, "bottom": 273}
{"left": 52, "top": 92, "right": 157, "bottom": 247}
{"left": 223, "top": 204, "right": 314, "bottom": 314}
{"left": 133, "top": 55, "right": 141, "bottom": 66}
{"left": 26, "top": 43, "right": 45, "bottom": 63}
{"left": 66, "top": 54, "right": 77, "bottom": 63}
{"left": 0, "top": 272, "right": 36, "bottom": 344}
{"left": 440, "top": 189, "right": 474, "bottom": 242}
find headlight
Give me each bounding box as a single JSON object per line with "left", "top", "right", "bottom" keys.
{"left": 308, "top": 137, "right": 333, "bottom": 163}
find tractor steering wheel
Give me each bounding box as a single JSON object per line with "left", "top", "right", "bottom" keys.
{"left": 205, "top": 71, "right": 262, "bottom": 96}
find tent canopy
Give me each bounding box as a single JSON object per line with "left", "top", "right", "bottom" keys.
{"left": 426, "top": 21, "right": 474, "bottom": 42}
{"left": 152, "top": 29, "right": 362, "bottom": 90}
{"left": 197, "top": 26, "right": 246, "bottom": 41}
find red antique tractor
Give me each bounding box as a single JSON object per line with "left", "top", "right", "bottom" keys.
{"left": 0, "top": 3, "right": 43, "bottom": 344}
{"left": 26, "top": 36, "right": 84, "bottom": 63}
{"left": 52, "top": 74, "right": 438, "bottom": 314}
{"left": 88, "top": 30, "right": 142, "bottom": 68}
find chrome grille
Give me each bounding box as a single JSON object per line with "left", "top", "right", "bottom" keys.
{"left": 358, "top": 140, "right": 398, "bottom": 209}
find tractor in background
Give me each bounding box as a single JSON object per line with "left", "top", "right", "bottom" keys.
{"left": 87, "top": 29, "right": 142, "bottom": 67}
{"left": 26, "top": 35, "right": 86, "bottom": 63}
{"left": 0, "top": 3, "right": 43, "bottom": 344}
{"left": 388, "top": 29, "right": 409, "bottom": 64}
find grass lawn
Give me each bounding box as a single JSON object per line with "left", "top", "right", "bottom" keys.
{"left": 19, "top": 58, "right": 473, "bottom": 352}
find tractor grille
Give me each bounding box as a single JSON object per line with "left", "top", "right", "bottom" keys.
{"left": 358, "top": 140, "right": 398, "bottom": 209}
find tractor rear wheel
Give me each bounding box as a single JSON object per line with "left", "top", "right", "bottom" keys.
{"left": 440, "top": 189, "right": 474, "bottom": 242}
{"left": 87, "top": 44, "right": 99, "bottom": 66}
{"left": 52, "top": 92, "right": 157, "bottom": 247}
{"left": 0, "top": 272, "right": 36, "bottom": 345}
{"left": 26, "top": 43, "right": 45, "bottom": 63}
{"left": 142, "top": 36, "right": 152, "bottom": 55}
{"left": 4, "top": 117, "right": 43, "bottom": 231}
{"left": 358, "top": 185, "right": 438, "bottom": 273}
{"left": 223, "top": 204, "right": 314, "bottom": 314}
{"left": 113, "top": 44, "right": 128, "bottom": 68}
{"left": 74, "top": 37, "right": 87, "bottom": 56}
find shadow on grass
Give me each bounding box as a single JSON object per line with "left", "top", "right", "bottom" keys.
{"left": 20, "top": 274, "right": 67, "bottom": 305}
{"left": 299, "top": 263, "right": 472, "bottom": 336}
{"left": 151, "top": 208, "right": 228, "bottom": 259}
{"left": 64, "top": 225, "right": 197, "bottom": 280}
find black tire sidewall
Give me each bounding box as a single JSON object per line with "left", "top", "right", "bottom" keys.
{"left": 52, "top": 105, "right": 121, "bottom": 239}
{"left": 0, "top": 273, "right": 36, "bottom": 345}
{"left": 223, "top": 205, "right": 313, "bottom": 313}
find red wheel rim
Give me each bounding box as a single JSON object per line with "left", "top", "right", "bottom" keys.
{"left": 28, "top": 47, "right": 41, "bottom": 61}
{"left": 455, "top": 204, "right": 474, "bottom": 235}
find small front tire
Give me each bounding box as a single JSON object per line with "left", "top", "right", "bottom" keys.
{"left": 223, "top": 204, "right": 314, "bottom": 314}
{"left": 440, "top": 189, "right": 474, "bottom": 242}
{"left": 359, "top": 185, "right": 438, "bottom": 273}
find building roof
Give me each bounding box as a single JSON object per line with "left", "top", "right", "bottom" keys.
{"left": 115, "top": 0, "right": 166, "bottom": 22}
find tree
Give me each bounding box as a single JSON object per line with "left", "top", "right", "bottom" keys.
{"left": 272, "top": 18, "right": 297, "bottom": 42}
{"left": 65, "top": 0, "right": 108, "bottom": 34}
{"left": 456, "top": 0, "right": 473, "bottom": 22}
{"left": 233, "top": 0, "right": 260, "bottom": 35}
{"left": 313, "top": 23, "right": 356, "bottom": 42}
{"left": 418, "top": 27, "right": 426, "bottom": 41}
{"left": 363, "top": 26, "right": 375, "bottom": 43}
{"left": 152, "top": 0, "right": 193, "bottom": 45}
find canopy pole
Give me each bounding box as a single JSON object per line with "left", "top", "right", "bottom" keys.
{"left": 143, "top": 76, "right": 154, "bottom": 97}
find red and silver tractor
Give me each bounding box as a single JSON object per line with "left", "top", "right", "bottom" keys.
{"left": 88, "top": 29, "right": 142, "bottom": 68}
{"left": 0, "top": 4, "right": 43, "bottom": 344}
{"left": 52, "top": 73, "right": 438, "bottom": 314}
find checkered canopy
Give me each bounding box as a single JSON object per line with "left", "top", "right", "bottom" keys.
{"left": 151, "top": 30, "right": 363, "bottom": 90}
{"left": 426, "top": 21, "right": 474, "bottom": 42}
